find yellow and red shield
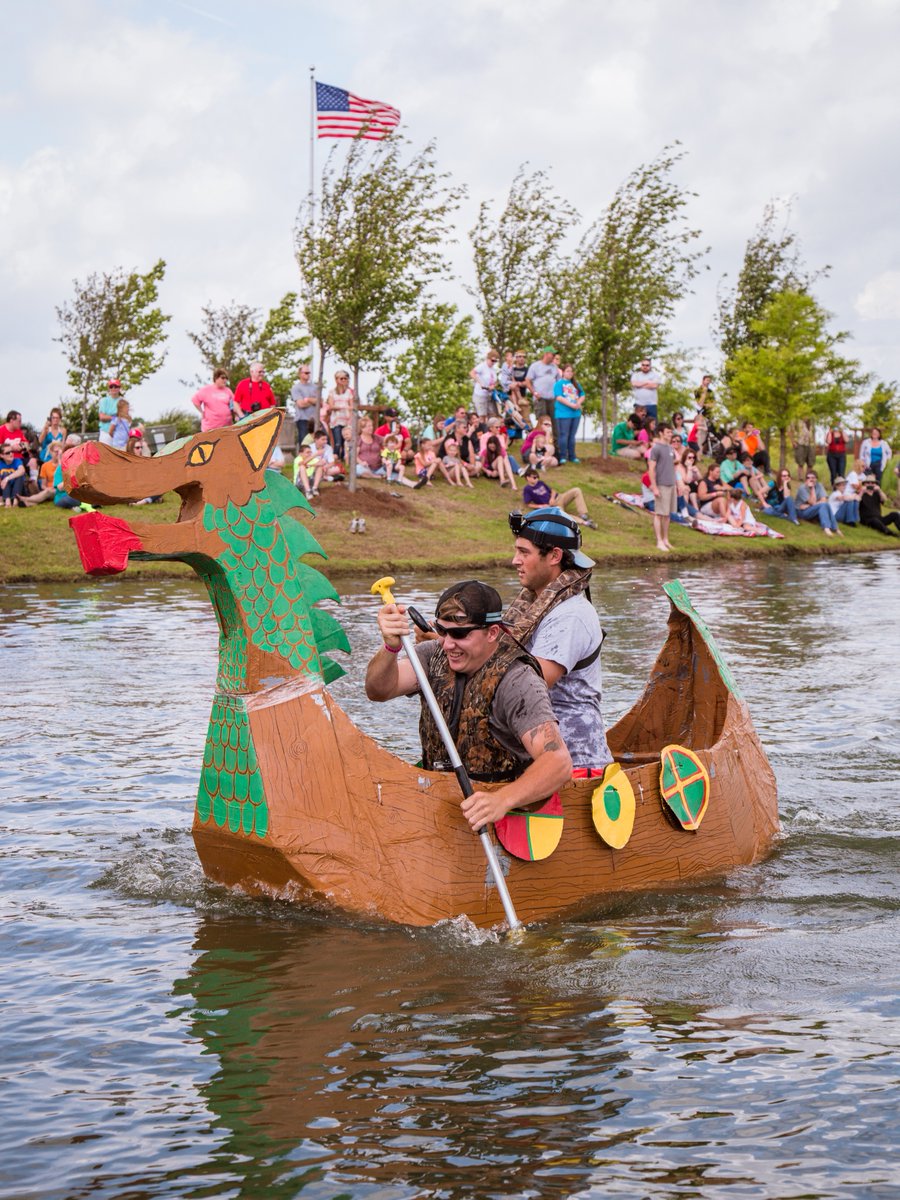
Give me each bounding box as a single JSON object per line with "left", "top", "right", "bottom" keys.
{"left": 659, "top": 744, "right": 710, "bottom": 831}
{"left": 495, "top": 793, "right": 563, "bottom": 861}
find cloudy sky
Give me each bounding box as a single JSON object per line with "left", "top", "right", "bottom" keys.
{"left": 4, "top": 0, "right": 899, "bottom": 429}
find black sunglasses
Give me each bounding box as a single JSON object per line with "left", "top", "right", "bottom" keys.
{"left": 433, "top": 621, "right": 484, "bottom": 640}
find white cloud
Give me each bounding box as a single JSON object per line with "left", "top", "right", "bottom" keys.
{"left": 3, "top": 0, "right": 900, "bottom": 425}
{"left": 855, "top": 271, "right": 900, "bottom": 321}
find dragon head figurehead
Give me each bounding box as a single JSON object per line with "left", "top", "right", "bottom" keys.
{"left": 65, "top": 410, "right": 350, "bottom": 694}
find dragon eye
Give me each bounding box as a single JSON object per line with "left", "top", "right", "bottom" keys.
{"left": 188, "top": 442, "right": 216, "bottom": 466}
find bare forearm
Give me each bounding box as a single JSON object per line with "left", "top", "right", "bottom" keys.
{"left": 365, "top": 648, "right": 403, "bottom": 700}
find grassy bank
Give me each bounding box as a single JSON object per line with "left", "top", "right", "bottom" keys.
{"left": 1, "top": 442, "right": 897, "bottom": 585}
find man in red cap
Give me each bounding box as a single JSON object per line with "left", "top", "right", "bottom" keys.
{"left": 99, "top": 380, "right": 122, "bottom": 446}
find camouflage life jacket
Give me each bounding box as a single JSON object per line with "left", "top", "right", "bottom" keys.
{"left": 419, "top": 637, "right": 542, "bottom": 783}
{"left": 503, "top": 566, "right": 593, "bottom": 645}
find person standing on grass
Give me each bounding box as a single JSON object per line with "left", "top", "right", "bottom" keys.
{"left": 525, "top": 347, "right": 561, "bottom": 446}
{"left": 289, "top": 365, "right": 319, "bottom": 446}
{"left": 470, "top": 349, "right": 500, "bottom": 420}
{"left": 631, "top": 358, "right": 661, "bottom": 421}
{"left": 552, "top": 365, "right": 585, "bottom": 465}
{"left": 648, "top": 422, "right": 677, "bottom": 552}
{"left": 191, "top": 369, "right": 236, "bottom": 432}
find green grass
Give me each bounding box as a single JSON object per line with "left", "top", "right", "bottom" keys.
{"left": 1, "top": 443, "right": 897, "bottom": 584}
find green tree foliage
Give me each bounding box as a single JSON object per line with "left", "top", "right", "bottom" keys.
{"left": 55, "top": 259, "right": 170, "bottom": 435}
{"left": 185, "top": 293, "right": 307, "bottom": 400}
{"left": 387, "top": 303, "right": 478, "bottom": 426}
{"left": 469, "top": 167, "right": 578, "bottom": 355}
{"left": 295, "top": 135, "right": 463, "bottom": 489}
{"left": 726, "top": 289, "right": 867, "bottom": 468}
{"left": 575, "top": 145, "right": 706, "bottom": 451}
{"left": 151, "top": 407, "right": 201, "bottom": 438}
{"left": 717, "top": 201, "right": 822, "bottom": 366}
{"left": 185, "top": 300, "right": 260, "bottom": 388}
{"left": 859, "top": 381, "right": 899, "bottom": 446}
{"left": 656, "top": 348, "right": 700, "bottom": 421}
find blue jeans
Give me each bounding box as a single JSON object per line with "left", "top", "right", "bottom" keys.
{"left": 557, "top": 417, "right": 579, "bottom": 462}
{"left": 799, "top": 502, "right": 838, "bottom": 530}
{"left": 762, "top": 496, "right": 799, "bottom": 523}
{"left": 833, "top": 499, "right": 859, "bottom": 525}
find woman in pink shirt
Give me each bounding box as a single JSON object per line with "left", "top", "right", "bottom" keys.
{"left": 191, "top": 370, "right": 236, "bottom": 431}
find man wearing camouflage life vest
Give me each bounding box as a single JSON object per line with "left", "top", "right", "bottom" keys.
{"left": 366, "top": 580, "right": 572, "bottom": 832}
{"left": 506, "top": 508, "right": 613, "bottom": 774}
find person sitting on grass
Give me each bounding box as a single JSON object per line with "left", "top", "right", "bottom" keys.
{"left": 761, "top": 468, "right": 800, "bottom": 524}
{"left": 293, "top": 444, "right": 315, "bottom": 498}
{"left": 737, "top": 453, "right": 769, "bottom": 505}
{"left": 521, "top": 467, "right": 597, "bottom": 528}
{"left": 524, "top": 427, "right": 558, "bottom": 472}
{"left": 306, "top": 429, "right": 344, "bottom": 497}
{"left": 610, "top": 413, "right": 644, "bottom": 459}
{"left": 413, "top": 437, "right": 439, "bottom": 487}
{"left": 454, "top": 415, "right": 483, "bottom": 478}
{"left": 726, "top": 487, "right": 759, "bottom": 532}
{"left": 482, "top": 434, "right": 518, "bottom": 489}
{"left": 675, "top": 447, "right": 700, "bottom": 520}
{"left": 858, "top": 474, "right": 900, "bottom": 535}
{"left": 441, "top": 438, "right": 474, "bottom": 488}
{"left": 739, "top": 421, "right": 770, "bottom": 473}
{"left": 796, "top": 469, "right": 842, "bottom": 536}
{"left": 0, "top": 441, "right": 27, "bottom": 506}
{"left": 355, "top": 417, "right": 385, "bottom": 479}
{"left": 697, "top": 462, "right": 729, "bottom": 520}
{"left": 719, "top": 444, "right": 742, "bottom": 485}
{"left": 20, "top": 440, "right": 63, "bottom": 506}
{"left": 828, "top": 476, "right": 859, "bottom": 527}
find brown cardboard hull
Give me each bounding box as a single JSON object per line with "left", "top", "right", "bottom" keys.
{"left": 192, "top": 591, "right": 779, "bottom": 928}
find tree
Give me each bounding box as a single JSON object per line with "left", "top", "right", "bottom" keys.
{"left": 576, "top": 145, "right": 706, "bottom": 453}
{"left": 55, "top": 259, "right": 170, "bottom": 435}
{"left": 387, "top": 303, "right": 478, "bottom": 427}
{"left": 726, "top": 289, "right": 867, "bottom": 469}
{"left": 254, "top": 293, "right": 309, "bottom": 403}
{"left": 468, "top": 167, "right": 578, "bottom": 354}
{"left": 295, "top": 135, "right": 463, "bottom": 490}
{"left": 656, "top": 348, "right": 700, "bottom": 421}
{"left": 185, "top": 293, "right": 307, "bottom": 400}
{"left": 717, "top": 201, "right": 823, "bottom": 366}
{"left": 860, "top": 381, "right": 899, "bottom": 447}
{"left": 185, "top": 300, "right": 260, "bottom": 389}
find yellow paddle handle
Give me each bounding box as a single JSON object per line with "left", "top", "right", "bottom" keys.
{"left": 370, "top": 576, "right": 396, "bottom": 606}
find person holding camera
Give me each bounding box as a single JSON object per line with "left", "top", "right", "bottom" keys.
{"left": 858, "top": 474, "right": 900, "bottom": 535}
{"left": 233, "top": 362, "right": 276, "bottom": 417}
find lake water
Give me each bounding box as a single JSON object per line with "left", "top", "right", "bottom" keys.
{"left": 2, "top": 555, "right": 898, "bottom": 1199}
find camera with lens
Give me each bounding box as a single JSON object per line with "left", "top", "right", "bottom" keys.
{"left": 250, "top": 401, "right": 262, "bottom": 413}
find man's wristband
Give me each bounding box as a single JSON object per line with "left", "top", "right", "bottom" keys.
{"left": 383, "top": 642, "right": 402, "bottom": 654}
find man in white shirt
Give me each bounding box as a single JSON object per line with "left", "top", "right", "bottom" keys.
{"left": 525, "top": 347, "right": 561, "bottom": 446}
{"left": 470, "top": 350, "right": 500, "bottom": 419}
{"left": 630, "top": 358, "right": 661, "bottom": 421}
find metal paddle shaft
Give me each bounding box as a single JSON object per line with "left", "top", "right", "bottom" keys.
{"left": 371, "top": 579, "right": 522, "bottom": 932}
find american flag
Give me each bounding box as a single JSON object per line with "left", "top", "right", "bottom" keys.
{"left": 315, "top": 81, "right": 401, "bottom": 141}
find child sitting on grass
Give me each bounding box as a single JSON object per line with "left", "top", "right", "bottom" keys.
{"left": 521, "top": 467, "right": 596, "bottom": 527}
{"left": 440, "top": 438, "right": 474, "bottom": 488}
{"left": 413, "top": 437, "right": 439, "bottom": 488}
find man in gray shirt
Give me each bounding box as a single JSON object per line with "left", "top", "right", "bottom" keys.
{"left": 289, "top": 365, "right": 320, "bottom": 445}
{"left": 507, "top": 508, "right": 612, "bottom": 774}
{"left": 648, "top": 422, "right": 677, "bottom": 552}
{"left": 525, "top": 347, "right": 561, "bottom": 445}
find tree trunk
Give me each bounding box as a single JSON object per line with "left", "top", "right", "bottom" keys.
{"left": 348, "top": 364, "right": 360, "bottom": 494}
{"left": 314, "top": 344, "right": 326, "bottom": 429}
{"left": 80, "top": 381, "right": 89, "bottom": 438}
{"left": 600, "top": 375, "right": 609, "bottom": 459}
{"left": 778, "top": 428, "right": 787, "bottom": 472}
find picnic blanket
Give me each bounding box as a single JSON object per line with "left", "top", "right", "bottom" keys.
{"left": 611, "top": 494, "right": 785, "bottom": 540}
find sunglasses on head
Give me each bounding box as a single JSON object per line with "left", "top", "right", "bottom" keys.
{"left": 433, "top": 621, "right": 484, "bottom": 640}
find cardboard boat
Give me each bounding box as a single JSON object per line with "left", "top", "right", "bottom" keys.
{"left": 64, "top": 410, "right": 779, "bottom": 928}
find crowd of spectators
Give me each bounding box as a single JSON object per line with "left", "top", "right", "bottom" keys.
{"left": 5, "top": 351, "right": 898, "bottom": 550}
{"left": 607, "top": 366, "right": 899, "bottom": 544}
